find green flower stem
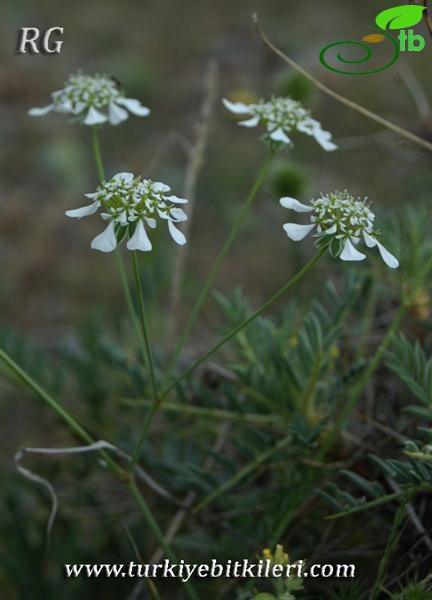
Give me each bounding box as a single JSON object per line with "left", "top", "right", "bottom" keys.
{"left": 88, "top": 132, "right": 158, "bottom": 472}
{"left": 370, "top": 499, "right": 408, "bottom": 600}
{"left": 115, "top": 250, "right": 143, "bottom": 345}
{"left": 86, "top": 127, "right": 192, "bottom": 580}
{"left": 120, "top": 397, "right": 283, "bottom": 426}
{"left": 127, "top": 479, "right": 200, "bottom": 600}
{"left": 164, "top": 248, "right": 326, "bottom": 398}
{"left": 130, "top": 251, "right": 159, "bottom": 467}
{"left": 320, "top": 301, "right": 408, "bottom": 457}
{"left": 327, "top": 491, "right": 404, "bottom": 520}
{"left": 90, "top": 128, "right": 147, "bottom": 376}
{"left": 0, "top": 347, "right": 123, "bottom": 478}
{"left": 0, "top": 348, "right": 192, "bottom": 589}
{"left": 166, "top": 150, "right": 274, "bottom": 377}
{"left": 322, "top": 269, "right": 432, "bottom": 458}
{"left": 193, "top": 432, "right": 293, "bottom": 513}
{"left": 303, "top": 351, "right": 323, "bottom": 423}
{"left": 132, "top": 248, "right": 325, "bottom": 450}
{"left": 91, "top": 126, "right": 105, "bottom": 181}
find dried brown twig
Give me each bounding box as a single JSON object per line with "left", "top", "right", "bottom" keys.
{"left": 167, "top": 61, "right": 219, "bottom": 339}
{"left": 253, "top": 13, "right": 432, "bottom": 153}
{"left": 409, "top": 0, "right": 432, "bottom": 38}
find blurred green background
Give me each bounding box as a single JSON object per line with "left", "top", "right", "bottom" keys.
{"left": 1, "top": 0, "right": 432, "bottom": 598}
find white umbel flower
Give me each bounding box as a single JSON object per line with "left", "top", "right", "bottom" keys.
{"left": 280, "top": 190, "right": 399, "bottom": 269}
{"left": 29, "top": 73, "right": 150, "bottom": 126}
{"left": 223, "top": 97, "right": 337, "bottom": 151}
{"left": 66, "top": 172, "right": 188, "bottom": 253}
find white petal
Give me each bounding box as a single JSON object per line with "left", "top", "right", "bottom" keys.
{"left": 28, "top": 104, "right": 54, "bottom": 116}
{"left": 298, "top": 118, "right": 337, "bottom": 152}
{"left": 84, "top": 106, "right": 108, "bottom": 126}
{"left": 65, "top": 202, "right": 99, "bottom": 219}
{"left": 270, "top": 127, "right": 291, "bottom": 144}
{"left": 166, "top": 195, "right": 188, "bottom": 204}
{"left": 283, "top": 223, "right": 315, "bottom": 241}
{"left": 296, "top": 119, "right": 315, "bottom": 135}
{"left": 54, "top": 100, "right": 73, "bottom": 114}
{"left": 127, "top": 220, "right": 152, "bottom": 252}
{"left": 116, "top": 97, "right": 151, "bottom": 116}
{"left": 117, "top": 210, "right": 128, "bottom": 226}
{"left": 363, "top": 232, "right": 377, "bottom": 248}
{"left": 90, "top": 221, "right": 118, "bottom": 253}
{"left": 325, "top": 224, "right": 337, "bottom": 234}
{"left": 113, "top": 172, "right": 134, "bottom": 183}
{"left": 376, "top": 241, "right": 399, "bottom": 269}
{"left": 157, "top": 208, "right": 168, "bottom": 220}
{"left": 239, "top": 116, "right": 260, "bottom": 128}
{"left": 279, "top": 197, "right": 313, "bottom": 213}
{"left": 170, "top": 207, "right": 187, "bottom": 222}
{"left": 168, "top": 220, "right": 186, "bottom": 245}
{"left": 73, "top": 101, "right": 87, "bottom": 114}
{"left": 108, "top": 102, "right": 129, "bottom": 125}
{"left": 153, "top": 182, "right": 171, "bottom": 193}
{"left": 340, "top": 239, "right": 366, "bottom": 262}
{"left": 145, "top": 217, "right": 157, "bottom": 229}
{"left": 312, "top": 127, "right": 337, "bottom": 152}
{"left": 222, "top": 99, "right": 252, "bottom": 115}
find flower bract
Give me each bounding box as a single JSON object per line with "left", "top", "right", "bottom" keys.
{"left": 29, "top": 72, "right": 150, "bottom": 126}
{"left": 66, "top": 172, "right": 188, "bottom": 253}
{"left": 280, "top": 190, "right": 399, "bottom": 268}
{"left": 223, "top": 96, "right": 337, "bottom": 151}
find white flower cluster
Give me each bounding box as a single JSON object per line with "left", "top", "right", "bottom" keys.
{"left": 29, "top": 73, "right": 150, "bottom": 126}
{"left": 66, "top": 172, "right": 188, "bottom": 253}
{"left": 223, "top": 97, "right": 337, "bottom": 151}
{"left": 280, "top": 190, "right": 399, "bottom": 268}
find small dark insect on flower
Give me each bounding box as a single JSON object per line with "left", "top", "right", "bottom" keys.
{"left": 110, "top": 76, "right": 123, "bottom": 91}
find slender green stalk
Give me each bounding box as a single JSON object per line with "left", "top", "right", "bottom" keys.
{"left": 120, "top": 397, "right": 283, "bottom": 426}
{"left": 270, "top": 477, "right": 313, "bottom": 546}
{"left": 193, "top": 433, "right": 293, "bottom": 513}
{"left": 321, "top": 302, "right": 407, "bottom": 457}
{"left": 147, "top": 581, "right": 163, "bottom": 600}
{"left": 1, "top": 127, "right": 195, "bottom": 591}
{"left": 90, "top": 127, "right": 144, "bottom": 344}
{"left": 319, "top": 252, "right": 432, "bottom": 455}
{"left": 166, "top": 151, "right": 274, "bottom": 376}
{"left": 0, "top": 349, "right": 91, "bottom": 444}
{"left": 370, "top": 500, "right": 408, "bottom": 600}
{"left": 91, "top": 126, "right": 106, "bottom": 180}
{"left": 127, "top": 479, "right": 200, "bottom": 600}
{"left": 115, "top": 251, "right": 142, "bottom": 344}
{"left": 327, "top": 491, "right": 404, "bottom": 520}
{"left": 122, "top": 249, "right": 324, "bottom": 455}
{"left": 0, "top": 347, "right": 124, "bottom": 477}
{"left": 164, "top": 248, "right": 326, "bottom": 399}
{"left": 354, "top": 275, "right": 377, "bottom": 362}
{"left": 131, "top": 252, "right": 159, "bottom": 466}
{"left": 0, "top": 347, "right": 192, "bottom": 589}
{"left": 303, "top": 351, "right": 323, "bottom": 423}
{"left": 131, "top": 252, "right": 158, "bottom": 396}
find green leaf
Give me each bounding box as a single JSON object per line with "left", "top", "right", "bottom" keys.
{"left": 376, "top": 5, "right": 426, "bottom": 30}
{"left": 254, "top": 595, "right": 277, "bottom": 600}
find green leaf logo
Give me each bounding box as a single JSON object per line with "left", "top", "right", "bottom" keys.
{"left": 376, "top": 5, "right": 426, "bottom": 30}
